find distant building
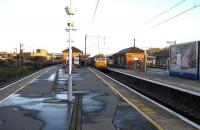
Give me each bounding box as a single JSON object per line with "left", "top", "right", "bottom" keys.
{"left": 32, "top": 49, "right": 48, "bottom": 57}
{"left": 155, "top": 55, "right": 168, "bottom": 67}
{"left": 62, "top": 46, "right": 83, "bottom": 65}
{"left": 47, "top": 53, "right": 63, "bottom": 62}
{"left": 146, "top": 47, "right": 169, "bottom": 68}
{"left": 112, "top": 46, "right": 145, "bottom": 70}
{"left": 0, "top": 52, "right": 13, "bottom": 60}
{"left": 31, "top": 49, "right": 48, "bottom": 62}
{"left": 23, "top": 52, "right": 32, "bottom": 61}
{"left": 147, "top": 56, "right": 156, "bottom": 67}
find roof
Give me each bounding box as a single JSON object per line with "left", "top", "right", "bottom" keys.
{"left": 62, "top": 46, "right": 83, "bottom": 53}
{"left": 114, "top": 46, "right": 144, "bottom": 55}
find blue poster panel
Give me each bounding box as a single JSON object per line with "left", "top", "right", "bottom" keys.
{"left": 199, "top": 41, "right": 200, "bottom": 80}
{"left": 169, "top": 41, "right": 199, "bottom": 79}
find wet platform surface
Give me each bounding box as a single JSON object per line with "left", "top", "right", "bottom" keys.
{"left": 1, "top": 66, "right": 193, "bottom": 130}
{"left": 0, "top": 67, "right": 73, "bottom": 130}
{"left": 113, "top": 104, "right": 158, "bottom": 130}
{"left": 76, "top": 68, "right": 159, "bottom": 130}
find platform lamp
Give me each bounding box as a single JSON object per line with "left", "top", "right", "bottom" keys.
{"left": 65, "top": 6, "right": 76, "bottom": 102}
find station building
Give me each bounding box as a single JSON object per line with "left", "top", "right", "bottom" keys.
{"left": 112, "top": 46, "right": 145, "bottom": 70}
{"left": 62, "top": 46, "right": 83, "bottom": 66}
{"left": 31, "top": 49, "right": 48, "bottom": 57}
{"left": 0, "top": 52, "right": 13, "bottom": 60}
{"left": 46, "top": 53, "right": 63, "bottom": 62}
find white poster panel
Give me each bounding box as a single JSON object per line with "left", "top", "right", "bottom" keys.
{"left": 74, "top": 57, "right": 79, "bottom": 65}
{"left": 170, "top": 41, "right": 198, "bottom": 74}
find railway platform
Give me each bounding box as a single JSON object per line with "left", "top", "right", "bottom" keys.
{"left": 68, "top": 67, "right": 198, "bottom": 130}
{"left": 74, "top": 67, "right": 161, "bottom": 130}
{"left": 108, "top": 67, "right": 200, "bottom": 95}
{"left": 0, "top": 66, "right": 199, "bottom": 130}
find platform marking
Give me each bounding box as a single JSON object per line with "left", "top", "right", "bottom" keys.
{"left": 0, "top": 67, "right": 54, "bottom": 103}
{"left": 89, "top": 67, "right": 163, "bottom": 130}
{"left": 90, "top": 68, "right": 200, "bottom": 130}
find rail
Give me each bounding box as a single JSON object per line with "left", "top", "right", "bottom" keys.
{"left": 101, "top": 68, "right": 200, "bottom": 125}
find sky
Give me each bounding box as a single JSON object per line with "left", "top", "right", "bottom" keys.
{"left": 0, "top": 0, "right": 200, "bottom": 56}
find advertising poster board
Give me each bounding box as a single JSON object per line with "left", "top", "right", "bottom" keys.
{"left": 74, "top": 57, "right": 79, "bottom": 65}
{"left": 169, "top": 41, "right": 199, "bottom": 79}
{"left": 199, "top": 41, "right": 200, "bottom": 80}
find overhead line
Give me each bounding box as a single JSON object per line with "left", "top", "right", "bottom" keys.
{"left": 92, "top": 0, "right": 100, "bottom": 24}
{"left": 151, "top": 4, "right": 200, "bottom": 29}
{"left": 144, "top": 0, "right": 187, "bottom": 25}
{"left": 139, "top": 4, "right": 200, "bottom": 34}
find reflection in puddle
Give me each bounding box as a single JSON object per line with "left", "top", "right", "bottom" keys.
{"left": 58, "top": 69, "right": 83, "bottom": 81}
{"left": 58, "top": 80, "right": 68, "bottom": 85}
{"left": 29, "top": 74, "right": 56, "bottom": 85}
{"left": 58, "top": 74, "right": 83, "bottom": 81}
{"left": 48, "top": 74, "right": 55, "bottom": 82}
{"left": 113, "top": 105, "right": 158, "bottom": 130}
{"left": 55, "top": 92, "right": 67, "bottom": 100}
{"left": 82, "top": 92, "right": 107, "bottom": 114}
{"left": 29, "top": 79, "right": 39, "bottom": 85}
{"left": 0, "top": 93, "right": 72, "bottom": 130}
{"left": 71, "top": 74, "right": 84, "bottom": 80}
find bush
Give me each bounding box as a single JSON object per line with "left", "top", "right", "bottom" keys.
{"left": 0, "top": 64, "right": 37, "bottom": 82}
{"left": 0, "top": 60, "right": 59, "bottom": 83}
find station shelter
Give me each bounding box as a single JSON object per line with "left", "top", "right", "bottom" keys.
{"left": 62, "top": 46, "right": 83, "bottom": 67}
{"left": 112, "top": 46, "right": 145, "bottom": 70}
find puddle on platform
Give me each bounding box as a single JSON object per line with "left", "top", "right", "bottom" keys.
{"left": 0, "top": 92, "right": 73, "bottom": 130}
{"left": 113, "top": 105, "right": 158, "bottom": 130}
{"left": 82, "top": 92, "right": 107, "bottom": 114}
{"left": 29, "top": 74, "right": 55, "bottom": 85}
{"left": 55, "top": 92, "right": 68, "bottom": 100}
{"left": 47, "top": 74, "right": 55, "bottom": 82}
{"left": 29, "top": 79, "right": 40, "bottom": 85}
{"left": 71, "top": 73, "right": 84, "bottom": 80}
{"left": 58, "top": 74, "right": 83, "bottom": 81}
{"left": 58, "top": 69, "right": 83, "bottom": 81}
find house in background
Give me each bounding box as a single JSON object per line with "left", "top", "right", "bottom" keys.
{"left": 32, "top": 49, "right": 48, "bottom": 57}
{"left": 112, "top": 46, "right": 145, "bottom": 70}
{"left": 62, "top": 46, "right": 83, "bottom": 65}
{"left": 31, "top": 49, "right": 48, "bottom": 61}
{"left": 0, "top": 52, "right": 13, "bottom": 60}
{"left": 47, "top": 53, "right": 63, "bottom": 62}
{"left": 146, "top": 47, "right": 169, "bottom": 68}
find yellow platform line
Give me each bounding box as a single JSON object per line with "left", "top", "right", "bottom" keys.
{"left": 89, "top": 68, "right": 164, "bottom": 130}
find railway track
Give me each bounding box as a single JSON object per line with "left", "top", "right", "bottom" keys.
{"left": 93, "top": 67, "right": 200, "bottom": 129}
{"left": 0, "top": 66, "right": 58, "bottom": 102}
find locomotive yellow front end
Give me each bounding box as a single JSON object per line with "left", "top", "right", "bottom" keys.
{"left": 95, "top": 58, "right": 107, "bottom": 69}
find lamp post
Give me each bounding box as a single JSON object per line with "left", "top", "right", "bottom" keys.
{"left": 65, "top": 6, "right": 76, "bottom": 102}
{"left": 85, "top": 35, "right": 87, "bottom": 59}
{"left": 144, "top": 49, "right": 147, "bottom": 71}
{"left": 142, "top": 46, "right": 148, "bottom": 71}
{"left": 14, "top": 48, "right": 17, "bottom": 60}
